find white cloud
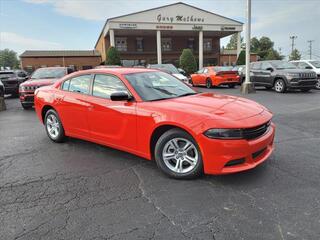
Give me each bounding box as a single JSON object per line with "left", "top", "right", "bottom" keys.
{"left": 0, "top": 32, "right": 63, "bottom": 54}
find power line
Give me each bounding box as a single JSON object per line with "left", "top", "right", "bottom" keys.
{"left": 307, "top": 40, "right": 315, "bottom": 59}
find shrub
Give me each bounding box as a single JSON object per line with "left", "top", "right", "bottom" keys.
{"left": 179, "top": 49, "right": 197, "bottom": 74}
{"left": 106, "top": 46, "right": 121, "bottom": 65}
{"left": 236, "top": 50, "right": 245, "bottom": 65}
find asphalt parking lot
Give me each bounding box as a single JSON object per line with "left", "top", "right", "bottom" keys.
{"left": 1, "top": 87, "right": 320, "bottom": 240}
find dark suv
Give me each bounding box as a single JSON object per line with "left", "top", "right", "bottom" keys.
{"left": 250, "top": 60, "right": 317, "bottom": 93}
{"left": 0, "top": 70, "right": 29, "bottom": 96}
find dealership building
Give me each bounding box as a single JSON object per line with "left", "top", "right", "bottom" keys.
{"left": 21, "top": 2, "right": 250, "bottom": 71}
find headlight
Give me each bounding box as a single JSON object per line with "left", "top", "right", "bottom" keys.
{"left": 286, "top": 73, "right": 299, "bottom": 78}
{"left": 204, "top": 128, "right": 243, "bottom": 139}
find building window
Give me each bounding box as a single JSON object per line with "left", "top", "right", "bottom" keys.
{"left": 161, "top": 38, "right": 172, "bottom": 51}
{"left": 115, "top": 37, "right": 127, "bottom": 52}
{"left": 187, "top": 38, "right": 195, "bottom": 50}
{"left": 136, "top": 37, "right": 144, "bottom": 52}
{"left": 203, "top": 38, "right": 212, "bottom": 51}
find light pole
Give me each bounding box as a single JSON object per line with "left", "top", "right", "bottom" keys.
{"left": 241, "top": 0, "right": 255, "bottom": 94}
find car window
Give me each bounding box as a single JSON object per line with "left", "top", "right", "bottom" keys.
{"left": 197, "top": 69, "right": 204, "bottom": 73}
{"left": 261, "top": 62, "right": 273, "bottom": 70}
{"left": 17, "top": 71, "right": 27, "bottom": 78}
{"left": 92, "top": 74, "right": 128, "bottom": 99}
{"left": 298, "top": 62, "right": 311, "bottom": 69}
{"left": 204, "top": 68, "right": 209, "bottom": 74}
{"left": 251, "top": 63, "right": 261, "bottom": 70}
{"left": 68, "top": 75, "right": 91, "bottom": 94}
{"left": 62, "top": 79, "right": 71, "bottom": 91}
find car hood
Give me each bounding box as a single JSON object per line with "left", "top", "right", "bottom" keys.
{"left": 21, "top": 78, "right": 58, "bottom": 86}
{"left": 277, "top": 68, "right": 314, "bottom": 74}
{"left": 150, "top": 92, "right": 266, "bottom": 121}
{"left": 172, "top": 73, "right": 187, "bottom": 80}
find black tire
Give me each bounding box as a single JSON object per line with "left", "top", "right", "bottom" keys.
{"left": 274, "top": 79, "right": 286, "bottom": 93}
{"left": 228, "top": 84, "right": 236, "bottom": 88}
{"left": 206, "top": 78, "right": 212, "bottom": 89}
{"left": 44, "top": 109, "right": 66, "bottom": 143}
{"left": 300, "top": 88, "right": 311, "bottom": 92}
{"left": 21, "top": 104, "right": 32, "bottom": 110}
{"left": 154, "top": 128, "right": 203, "bottom": 179}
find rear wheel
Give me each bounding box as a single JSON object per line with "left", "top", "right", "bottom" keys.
{"left": 154, "top": 129, "right": 203, "bottom": 179}
{"left": 206, "top": 78, "right": 212, "bottom": 89}
{"left": 274, "top": 79, "right": 286, "bottom": 93}
{"left": 45, "top": 109, "right": 66, "bottom": 143}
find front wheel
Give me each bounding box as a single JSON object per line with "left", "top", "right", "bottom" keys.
{"left": 315, "top": 79, "right": 320, "bottom": 90}
{"left": 206, "top": 79, "right": 212, "bottom": 89}
{"left": 154, "top": 129, "right": 203, "bottom": 179}
{"left": 274, "top": 79, "right": 286, "bottom": 93}
{"left": 45, "top": 109, "right": 66, "bottom": 143}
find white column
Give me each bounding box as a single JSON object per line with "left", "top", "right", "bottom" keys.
{"left": 199, "top": 31, "right": 203, "bottom": 69}
{"left": 109, "top": 29, "right": 115, "bottom": 47}
{"left": 245, "top": 0, "right": 251, "bottom": 83}
{"left": 156, "top": 30, "right": 162, "bottom": 64}
{"left": 236, "top": 32, "right": 241, "bottom": 58}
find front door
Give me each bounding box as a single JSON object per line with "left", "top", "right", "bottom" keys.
{"left": 87, "top": 74, "right": 137, "bottom": 151}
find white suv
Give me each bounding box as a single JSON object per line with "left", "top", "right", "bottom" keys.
{"left": 291, "top": 60, "right": 320, "bottom": 89}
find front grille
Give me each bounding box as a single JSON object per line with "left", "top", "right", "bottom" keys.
{"left": 299, "top": 72, "right": 316, "bottom": 79}
{"left": 24, "top": 85, "right": 40, "bottom": 91}
{"left": 242, "top": 121, "right": 271, "bottom": 140}
{"left": 2, "top": 80, "right": 18, "bottom": 86}
{"left": 24, "top": 96, "right": 34, "bottom": 102}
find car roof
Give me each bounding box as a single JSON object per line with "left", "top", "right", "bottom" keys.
{"left": 75, "top": 67, "right": 158, "bottom": 75}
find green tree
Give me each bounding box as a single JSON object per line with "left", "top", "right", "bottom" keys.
{"left": 179, "top": 49, "right": 197, "bottom": 74}
{"left": 236, "top": 50, "right": 246, "bottom": 65}
{"left": 249, "top": 36, "right": 282, "bottom": 60}
{"left": 106, "top": 46, "right": 121, "bottom": 65}
{"left": 0, "top": 49, "right": 19, "bottom": 69}
{"left": 289, "top": 49, "right": 301, "bottom": 61}
{"left": 226, "top": 34, "right": 244, "bottom": 49}
{"left": 250, "top": 37, "right": 260, "bottom": 52}
{"left": 265, "top": 49, "right": 283, "bottom": 60}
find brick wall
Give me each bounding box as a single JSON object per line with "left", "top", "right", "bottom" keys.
{"left": 220, "top": 54, "right": 258, "bottom": 66}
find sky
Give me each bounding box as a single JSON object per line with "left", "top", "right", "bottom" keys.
{"left": 0, "top": 0, "right": 319, "bottom": 60}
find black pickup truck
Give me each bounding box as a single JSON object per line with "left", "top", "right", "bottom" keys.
{"left": 0, "top": 70, "right": 29, "bottom": 97}
{"left": 249, "top": 60, "right": 317, "bottom": 93}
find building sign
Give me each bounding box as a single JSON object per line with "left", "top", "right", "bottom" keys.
{"left": 220, "top": 26, "right": 236, "bottom": 31}
{"left": 119, "top": 23, "right": 137, "bottom": 29}
{"left": 157, "top": 14, "right": 204, "bottom": 23}
{"left": 192, "top": 25, "right": 203, "bottom": 31}
{"left": 156, "top": 25, "right": 173, "bottom": 30}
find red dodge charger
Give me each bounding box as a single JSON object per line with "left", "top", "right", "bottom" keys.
{"left": 34, "top": 68, "right": 275, "bottom": 179}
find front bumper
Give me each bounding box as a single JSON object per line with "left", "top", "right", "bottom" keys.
{"left": 19, "top": 91, "right": 35, "bottom": 105}
{"left": 288, "top": 79, "right": 317, "bottom": 88}
{"left": 198, "top": 123, "right": 275, "bottom": 175}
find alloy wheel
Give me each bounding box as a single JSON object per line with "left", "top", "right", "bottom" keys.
{"left": 46, "top": 114, "right": 60, "bottom": 139}
{"left": 316, "top": 79, "right": 320, "bottom": 90}
{"left": 275, "top": 80, "right": 284, "bottom": 92}
{"left": 162, "top": 138, "right": 199, "bottom": 174}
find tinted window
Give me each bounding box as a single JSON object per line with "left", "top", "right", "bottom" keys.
{"left": 92, "top": 74, "right": 128, "bottom": 99}
{"left": 69, "top": 75, "right": 91, "bottom": 94}
{"left": 62, "top": 79, "right": 70, "bottom": 90}
{"left": 261, "top": 62, "right": 273, "bottom": 70}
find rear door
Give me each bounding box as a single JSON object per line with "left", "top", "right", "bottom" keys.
{"left": 56, "top": 74, "right": 92, "bottom": 138}
{"left": 259, "top": 62, "right": 274, "bottom": 86}
{"left": 86, "top": 74, "right": 137, "bottom": 150}
{"left": 250, "top": 62, "right": 261, "bottom": 84}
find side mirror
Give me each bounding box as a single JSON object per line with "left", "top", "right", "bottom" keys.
{"left": 110, "top": 92, "right": 132, "bottom": 101}
{"left": 266, "top": 67, "right": 274, "bottom": 72}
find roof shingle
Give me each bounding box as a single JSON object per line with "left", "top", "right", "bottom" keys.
{"left": 20, "top": 50, "right": 101, "bottom": 57}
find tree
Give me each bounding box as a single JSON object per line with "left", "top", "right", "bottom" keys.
{"left": 0, "top": 49, "right": 19, "bottom": 69}
{"left": 179, "top": 49, "right": 197, "bottom": 74}
{"left": 249, "top": 36, "right": 282, "bottom": 60}
{"left": 236, "top": 50, "right": 246, "bottom": 65}
{"left": 289, "top": 49, "right": 301, "bottom": 61}
{"left": 250, "top": 37, "right": 260, "bottom": 52}
{"left": 226, "top": 34, "right": 244, "bottom": 49}
{"left": 265, "top": 49, "right": 283, "bottom": 60}
{"left": 106, "top": 46, "right": 121, "bottom": 65}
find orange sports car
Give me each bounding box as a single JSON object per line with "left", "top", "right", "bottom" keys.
{"left": 34, "top": 68, "right": 275, "bottom": 179}
{"left": 191, "top": 66, "right": 240, "bottom": 88}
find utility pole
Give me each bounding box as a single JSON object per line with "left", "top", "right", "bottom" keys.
{"left": 307, "top": 40, "right": 314, "bottom": 59}
{"left": 241, "top": 0, "right": 255, "bottom": 94}
{"left": 290, "top": 36, "right": 297, "bottom": 53}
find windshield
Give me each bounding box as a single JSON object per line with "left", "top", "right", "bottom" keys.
{"left": 149, "top": 64, "right": 180, "bottom": 74}
{"left": 309, "top": 61, "right": 320, "bottom": 68}
{"left": 271, "top": 61, "right": 297, "bottom": 70}
{"left": 0, "top": 72, "right": 15, "bottom": 78}
{"left": 31, "top": 68, "right": 66, "bottom": 80}
{"left": 213, "top": 66, "right": 234, "bottom": 72}
{"left": 125, "top": 71, "right": 196, "bottom": 101}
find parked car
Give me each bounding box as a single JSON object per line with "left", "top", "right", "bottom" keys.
{"left": 147, "top": 64, "right": 189, "bottom": 84}
{"left": 290, "top": 60, "right": 320, "bottom": 89}
{"left": 234, "top": 65, "right": 246, "bottom": 84}
{"left": 190, "top": 66, "right": 240, "bottom": 88}
{"left": 0, "top": 70, "right": 29, "bottom": 96}
{"left": 19, "top": 67, "right": 73, "bottom": 109}
{"left": 34, "top": 68, "right": 275, "bottom": 179}
{"left": 250, "top": 60, "right": 317, "bottom": 93}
